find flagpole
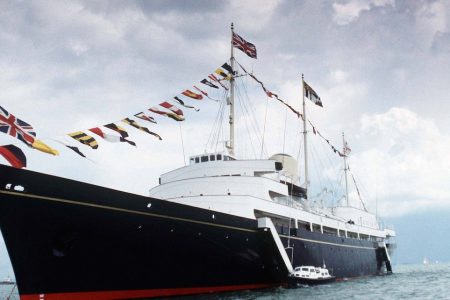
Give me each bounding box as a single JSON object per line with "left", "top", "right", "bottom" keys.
{"left": 343, "top": 132, "right": 349, "bottom": 207}
{"left": 302, "top": 74, "right": 308, "bottom": 199}
{"left": 229, "top": 22, "right": 236, "bottom": 157}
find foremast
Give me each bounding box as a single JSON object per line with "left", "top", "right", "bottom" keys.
{"left": 228, "top": 23, "right": 236, "bottom": 157}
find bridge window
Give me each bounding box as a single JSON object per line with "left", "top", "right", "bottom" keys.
{"left": 210, "top": 155, "right": 215, "bottom": 161}
{"left": 195, "top": 157, "right": 200, "bottom": 163}
{"left": 217, "top": 154, "right": 222, "bottom": 160}
{"left": 312, "top": 224, "right": 322, "bottom": 233}
{"left": 201, "top": 156, "right": 208, "bottom": 162}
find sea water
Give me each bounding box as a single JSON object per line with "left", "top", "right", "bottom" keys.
{"left": 1, "top": 263, "right": 448, "bottom": 299}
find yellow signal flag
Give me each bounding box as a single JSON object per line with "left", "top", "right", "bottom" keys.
{"left": 32, "top": 139, "right": 59, "bottom": 156}
{"left": 68, "top": 131, "right": 99, "bottom": 149}
{"left": 214, "top": 68, "right": 231, "bottom": 80}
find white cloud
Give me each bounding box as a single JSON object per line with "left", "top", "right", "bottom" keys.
{"left": 415, "top": 0, "right": 449, "bottom": 49}
{"left": 229, "top": 0, "right": 281, "bottom": 30}
{"left": 332, "top": 0, "right": 395, "bottom": 25}
{"left": 349, "top": 107, "right": 450, "bottom": 217}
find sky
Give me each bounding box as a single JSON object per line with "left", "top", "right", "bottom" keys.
{"left": 1, "top": 0, "right": 450, "bottom": 275}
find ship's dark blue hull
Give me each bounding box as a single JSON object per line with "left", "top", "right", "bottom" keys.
{"left": 0, "top": 164, "right": 388, "bottom": 299}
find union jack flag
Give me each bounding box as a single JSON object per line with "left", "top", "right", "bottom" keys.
{"left": 0, "top": 106, "right": 36, "bottom": 146}
{"left": 232, "top": 32, "right": 257, "bottom": 59}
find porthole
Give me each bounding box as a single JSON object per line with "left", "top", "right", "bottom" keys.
{"left": 14, "top": 185, "right": 25, "bottom": 192}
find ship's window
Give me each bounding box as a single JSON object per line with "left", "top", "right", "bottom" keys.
{"left": 323, "top": 226, "right": 338, "bottom": 236}
{"left": 195, "top": 157, "right": 200, "bottom": 163}
{"left": 190, "top": 157, "right": 195, "bottom": 164}
{"left": 301, "top": 267, "right": 309, "bottom": 271}
{"left": 348, "top": 231, "right": 358, "bottom": 239}
{"left": 312, "top": 224, "right": 322, "bottom": 233}
{"left": 224, "top": 156, "right": 229, "bottom": 161}
{"left": 217, "top": 154, "right": 222, "bottom": 160}
{"left": 298, "top": 220, "right": 310, "bottom": 231}
{"left": 275, "top": 162, "right": 283, "bottom": 171}
{"left": 201, "top": 156, "right": 208, "bottom": 162}
{"left": 210, "top": 155, "right": 215, "bottom": 161}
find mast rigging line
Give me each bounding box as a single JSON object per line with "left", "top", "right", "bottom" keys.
{"left": 236, "top": 60, "right": 346, "bottom": 161}
{"left": 310, "top": 132, "right": 344, "bottom": 200}
{"left": 235, "top": 61, "right": 303, "bottom": 119}
{"left": 235, "top": 83, "right": 259, "bottom": 159}
{"left": 235, "top": 76, "right": 266, "bottom": 151}
{"left": 347, "top": 164, "right": 369, "bottom": 212}
{"left": 260, "top": 95, "right": 270, "bottom": 159}
{"left": 308, "top": 137, "right": 343, "bottom": 204}
{"left": 282, "top": 104, "right": 288, "bottom": 157}
{"left": 179, "top": 123, "right": 186, "bottom": 166}
{"left": 233, "top": 56, "right": 371, "bottom": 210}
{"left": 205, "top": 97, "right": 226, "bottom": 152}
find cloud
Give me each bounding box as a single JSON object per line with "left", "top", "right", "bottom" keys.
{"left": 332, "top": 0, "right": 395, "bottom": 25}
{"left": 349, "top": 107, "right": 450, "bottom": 217}
{"left": 432, "top": 31, "right": 450, "bottom": 54}
{"left": 229, "top": 0, "right": 282, "bottom": 31}
{"left": 414, "top": 0, "right": 449, "bottom": 49}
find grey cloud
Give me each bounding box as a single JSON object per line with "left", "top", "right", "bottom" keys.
{"left": 432, "top": 32, "right": 450, "bottom": 54}
{"left": 136, "top": 0, "right": 226, "bottom": 14}
{"left": 78, "top": 0, "right": 225, "bottom": 15}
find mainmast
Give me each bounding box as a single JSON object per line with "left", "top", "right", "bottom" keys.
{"left": 228, "top": 23, "right": 236, "bottom": 157}
{"left": 343, "top": 132, "right": 349, "bottom": 206}
{"left": 302, "top": 74, "right": 309, "bottom": 199}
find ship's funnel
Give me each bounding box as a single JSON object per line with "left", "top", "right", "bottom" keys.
{"left": 269, "top": 153, "right": 298, "bottom": 181}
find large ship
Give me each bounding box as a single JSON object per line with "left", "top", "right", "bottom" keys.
{"left": 0, "top": 26, "right": 395, "bottom": 300}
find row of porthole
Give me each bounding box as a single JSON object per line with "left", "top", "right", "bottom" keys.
{"left": 142, "top": 204, "right": 251, "bottom": 242}
{"left": 156, "top": 227, "right": 251, "bottom": 242}
{"left": 4, "top": 183, "right": 24, "bottom": 191}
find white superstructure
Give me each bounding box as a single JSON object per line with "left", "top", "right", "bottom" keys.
{"left": 149, "top": 152, "right": 395, "bottom": 242}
